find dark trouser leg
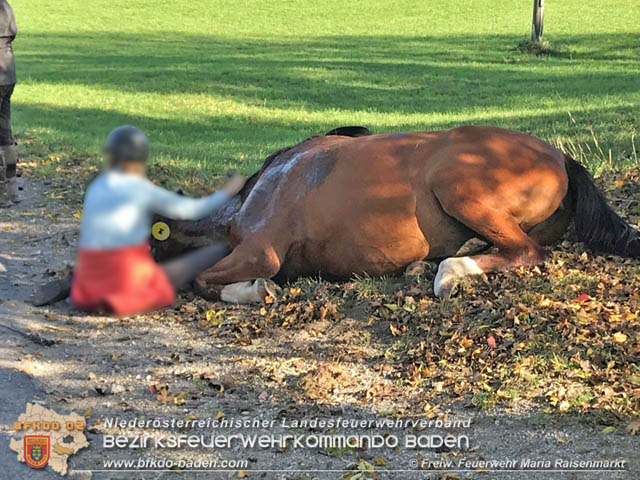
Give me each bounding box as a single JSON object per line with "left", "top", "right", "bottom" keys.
{"left": 0, "top": 84, "right": 18, "bottom": 202}
{"left": 0, "top": 147, "right": 8, "bottom": 206}
{"left": 0, "top": 84, "right": 15, "bottom": 145}
{"left": 161, "top": 243, "right": 231, "bottom": 290}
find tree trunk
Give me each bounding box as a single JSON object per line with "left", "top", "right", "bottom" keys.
{"left": 531, "top": 0, "right": 545, "bottom": 42}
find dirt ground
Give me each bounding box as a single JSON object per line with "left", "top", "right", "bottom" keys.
{"left": 1, "top": 176, "right": 638, "bottom": 480}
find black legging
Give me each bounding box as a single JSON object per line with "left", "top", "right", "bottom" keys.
{"left": 161, "top": 242, "right": 230, "bottom": 289}
{"left": 31, "top": 243, "right": 231, "bottom": 307}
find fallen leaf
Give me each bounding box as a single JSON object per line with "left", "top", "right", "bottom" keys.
{"left": 157, "top": 388, "right": 174, "bottom": 405}
{"left": 575, "top": 293, "right": 591, "bottom": 303}
{"left": 626, "top": 419, "right": 640, "bottom": 435}
{"left": 613, "top": 332, "right": 628, "bottom": 344}
{"left": 173, "top": 392, "right": 186, "bottom": 406}
{"left": 359, "top": 459, "right": 375, "bottom": 472}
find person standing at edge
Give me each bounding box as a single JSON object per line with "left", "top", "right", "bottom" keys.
{"left": 0, "top": 0, "right": 17, "bottom": 207}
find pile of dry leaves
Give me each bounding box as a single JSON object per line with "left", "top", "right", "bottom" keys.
{"left": 166, "top": 168, "right": 640, "bottom": 423}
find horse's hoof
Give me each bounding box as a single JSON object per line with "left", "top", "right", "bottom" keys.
{"left": 193, "top": 277, "right": 223, "bottom": 301}
{"left": 434, "top": 279, "right": 458, "bottom": 299}
{"left": 405, "top": 260, "right": 437, "bottom": 278}
{"left": 255, "top": 278, "right": 281, "bottom": 302}
{"left": 405, "top": 261, "right": 427, "bottom": 277}
{"left": 434, "top": 257, "right": 483, "bottom": 299}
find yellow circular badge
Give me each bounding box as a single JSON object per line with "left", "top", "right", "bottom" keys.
{"left": 151, "top": 221, "right": 170, "bottom": 241}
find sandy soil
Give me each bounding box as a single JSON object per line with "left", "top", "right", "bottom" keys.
{"left": 0, "top": 177, "right": 637, "bottom": 480}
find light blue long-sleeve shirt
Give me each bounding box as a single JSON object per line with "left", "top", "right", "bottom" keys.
{"left": 78, "top": 171, "right": 229, "bottom": 249}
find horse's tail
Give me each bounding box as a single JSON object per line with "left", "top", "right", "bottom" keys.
{"left": 564, "top": 154, "right": 640, "bottom": 257}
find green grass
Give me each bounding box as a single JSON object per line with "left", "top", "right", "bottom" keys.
{"left": 11, "top": 0, "right": 640, "bottom": 182}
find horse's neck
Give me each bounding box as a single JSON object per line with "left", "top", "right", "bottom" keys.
{"left": 187, "top": 194, "right": 243, "bottom": 234}
{"left": 215, "top": 194, "right": 244, "bottom": 226}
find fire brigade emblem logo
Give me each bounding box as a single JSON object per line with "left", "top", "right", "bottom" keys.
{"left": 11, "top": 403, "right": 89, "bottom": 475}
{"left": 24, "top": 435, "right": 50, "bottom": 468}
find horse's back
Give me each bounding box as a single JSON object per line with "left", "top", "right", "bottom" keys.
{"left": 425, "top": 126, "right": 568, "bottom": 229}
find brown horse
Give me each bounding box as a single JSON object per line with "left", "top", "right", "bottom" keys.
{"left": 151, "top": 125, "right": 639, "bottom": 303}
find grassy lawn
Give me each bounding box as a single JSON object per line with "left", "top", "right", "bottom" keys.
{"left": 11, "top": 0, "right": 640, "bottom": 187}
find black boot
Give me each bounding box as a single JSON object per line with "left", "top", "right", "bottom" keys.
{"left": 0, "top": 146, "right": 10, "bottom": 207}
{"left": 31, "top": 274, "right": 73, "bottom": 307}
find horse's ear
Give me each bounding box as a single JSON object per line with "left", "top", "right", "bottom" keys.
{"left": 325, "top": 126, "right": 372, "bottom": 138}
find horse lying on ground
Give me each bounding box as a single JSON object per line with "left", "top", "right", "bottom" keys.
{"left": 151, "top": 125, "right": 640, "bottom": 303}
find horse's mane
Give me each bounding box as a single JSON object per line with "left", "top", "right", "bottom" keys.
{"left": 238, "top": 142, "right": 304, "bottom": 202}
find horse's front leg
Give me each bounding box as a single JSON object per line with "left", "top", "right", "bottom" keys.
{"left": 219, "top": 279, "right": 281, "bottom": 303}
{"left": 194, "top": 241, "right": 282, "bottom": 303}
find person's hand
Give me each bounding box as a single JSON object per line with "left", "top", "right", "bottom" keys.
{"left": 223, "top": 174, "right": 247, "bottom": 197}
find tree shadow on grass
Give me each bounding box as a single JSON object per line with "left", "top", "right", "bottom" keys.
{"left": 12, "top": 32, "right": 640, "bottom": 174}
{"left": 15, "top": 100, "right": 640, "bottom": 178}
{"left": 15, "top": 32, "right": 640, "bottom": 114}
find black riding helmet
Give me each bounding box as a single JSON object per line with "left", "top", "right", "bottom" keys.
{"left": 103, "top": 125, "right": 149, "bottom": 163}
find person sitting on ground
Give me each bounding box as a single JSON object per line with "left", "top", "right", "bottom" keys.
{"left": 68, "top": 125, "right": 246, "bottom": 316}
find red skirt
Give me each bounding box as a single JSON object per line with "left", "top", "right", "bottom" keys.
{"left": 71, "top": 244, "right": 175, "bottom": 316}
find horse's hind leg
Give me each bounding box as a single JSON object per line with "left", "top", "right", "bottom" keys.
{"left": 194, "top": 241, "right": 282, "bottom": 303}
{"left": 527, "top": 198, "right": 573, "bottom": 246}
{"left": 433, "top": 201, "right": 546, "bottom": 298}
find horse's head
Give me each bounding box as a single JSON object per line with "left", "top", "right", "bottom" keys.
{"left": 150, "top": 126, "right": 370, "bottom": 261}
{"left": 149, "top": 195, "right": 243, "bottom": 262}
